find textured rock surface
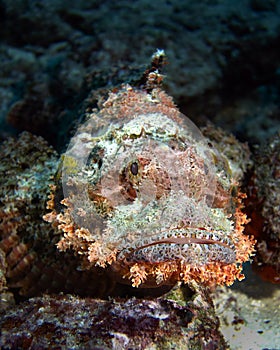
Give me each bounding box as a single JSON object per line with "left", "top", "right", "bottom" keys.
{"left": 0, "top": 284, "right": 228, "bottom": 349}
{"left": 244, "top": 132, "right": 280, "bottom": 284}
{"left": 0, "top": 0, "right": 279, "bottom": 145}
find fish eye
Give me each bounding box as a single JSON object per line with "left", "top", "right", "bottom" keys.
{"left": 130, "top": 162, "right": 138, "bottom": 176}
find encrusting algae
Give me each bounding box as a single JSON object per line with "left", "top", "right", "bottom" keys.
{"left": 1, "top": 51, "right": 255, "bottom": 299}
{"left": 45, "top": 50, "right": 255, "bottom": 290}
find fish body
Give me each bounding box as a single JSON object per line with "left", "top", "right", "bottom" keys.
{"left": 45, "top": 84, "right": 255, "bottom": 289}
{"left": 0, "top": 57, "right": 255, "bottom": 298}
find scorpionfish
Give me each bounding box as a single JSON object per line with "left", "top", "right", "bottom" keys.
{"left": 1, "top": 52, "right": 255, "bottom": 299}
{"left": 44, "top": 56, "right": 255, "bottom": 291}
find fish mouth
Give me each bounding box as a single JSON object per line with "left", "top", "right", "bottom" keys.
{"left": 134, "top": 235, "right": 232, "bottom": 249}
{"left": 118, "top": 228, "right": 236, "bottom": 265}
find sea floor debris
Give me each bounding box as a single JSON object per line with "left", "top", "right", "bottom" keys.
{"left": 212, "top": 264, "right": 280, "bottom": 349}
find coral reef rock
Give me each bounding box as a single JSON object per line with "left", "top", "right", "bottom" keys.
{"left": 245, "top": 131, "right": 280, "bottom": 283}
{"left": 0, "top": 284, "right": 228, "bottom": 350}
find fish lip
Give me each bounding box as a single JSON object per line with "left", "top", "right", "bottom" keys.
{"left": 118, "top": 230, "right": 235, "bottom": 263}
{"left": 135, "top": 236, "right": 233, "bottom": 250}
